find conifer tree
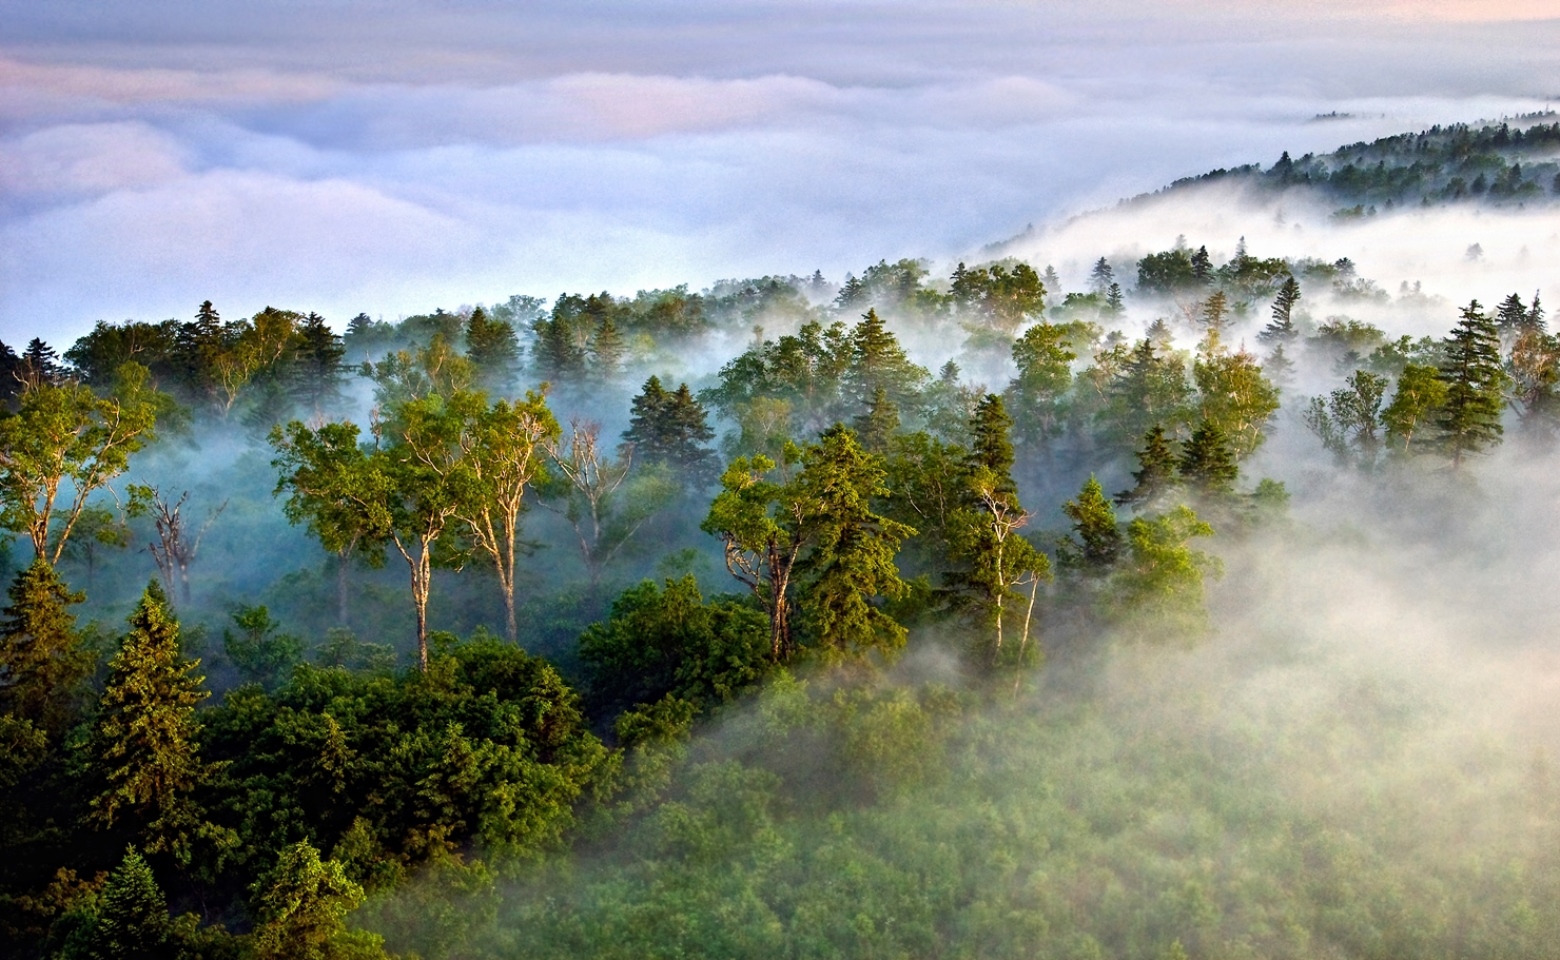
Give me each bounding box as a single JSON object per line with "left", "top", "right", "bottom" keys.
{"left": 1179, "top": 422, "right": 1238, "bottom": 496}
{"left": 793, "top": 425, "right": 916, "bottom": 661}
{"left": 88, "top": 581, "right": 211, "bottom": 862}
{"left": 1088, "top": 257, "right": 1115, "bottom": 295}
{"left": 845, "top": 308, "right": 928, "bottom": 414}
{"left": 852, "top": 386, "right": 901, "bottom": 455}
{"left": 0, "top": 559, "right": 89, "bottom": 738}
{"left": 1434, "top": 300, "right": 1507, "bottom": 468}
{"left": 1495, "top": 292, "right": 1529, "bottom": 337}
{"left": 290, "top": 312, "right": 347, "bottom": 417}
{"left": 250, "top": 840, "right": 385, "bottom": 960}
{"left": 1116, "top": 424, "right": 1180, "bottom": 507}
{"left": 1191, "top": 245, "right": 1213, "bottom": 284}
{"left": 623, "top": 376, "right": 718, "bottom": 481}
{"left": 81, "top": 847, "right": 171, "bottom": 960}
{"left": 1260, "top": 276, "right": 1301, "bottom": 345}
{"left": 1060, "top": 476, "right": 1123, "bottom": 575}
{"left": 587, "top": 316, "right": 625, "bottom": 383}
{"left": 464, "top": 306, "right": 521, "bottom": 394}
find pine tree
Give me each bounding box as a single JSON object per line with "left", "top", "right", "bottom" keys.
{"left": 465, "top": 306, "right": 521, "bottom": 394}
{"left": 623, "top": 377, "right": 718, "bottom": 482}
{"left": 1495, "top": 292, "right": 1529, "bottom": 336}
{"left": 1434, "top": 300, "right": 1507, "bottom": 468}
{"left": 82, "top": 847, "right": 171, "bottom": 960}
{"left": 587, "top": 316, "right": 625, "bottom": 383}
{"left": 852, "top": 386, "right": 901, "bottom": 455}
{"left": 1116, "top": 424, "right": 1180, "bottom": 507}
{"left": 0, "top": 559, "right": 89, "bottom": 738}
{"left": 1179, "top": 422, "right": 1238, "bottom": 496}
{"left": 845, "top": 308, "right": 927, "bottom": 414}
{"left": 1060, "top": 476, "right": 1123, "bottom": 574}
{"left": 290, "top": 312, "right": 346, "bottom": 416}
{"left": 21, "top": 338, "right": 62, "bottom": 387}
{"left": 1260, "top": 276, "right": 1301, "bottom": 344}
{"left": 89, "top": 581, "right": 211, "bottom": 862}
{"left": 1191, "top": 245, "right": 1213, "bottom": 284}
{"left": 529, "top": 314, "right": 587, "bottom": 384}
{"left": 793, "top": 425, "right": 915, "bottom": 661}
{"left": 967, "top": 393, "right": 1016, "bottom": 492}
{"left": 1089, "top": 257, "right": 1115, "bottom": 295}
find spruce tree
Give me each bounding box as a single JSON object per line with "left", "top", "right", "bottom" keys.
{"left": 82, "top": 847, "right": 171, "bottom": 960}
{"left": 852, "top": 386, "right": 901, "bottom": 455}
{"left": 845, "top": 308, "right": 927, "bottom": 414}
{"left": 465, "top": 306, "right": 521, "bottom": 394}
{"left": 1434, "top": 300, "right": 1507, "bottom": 468}
{"left": 1088, "top": 257, "right": 1115, "bottom": 295}
{"left": 623, "top": 377, "right": 717, "bottom": 482}
{"left": 290, "top": 312, "right": 346, "bottom": 416}
{"left": 1116, "top": 424, "right": 1180, "bottom": 507}
{"left": 1179, "top": 422, "right": 1238, "bottom": 496}
{"left": 1060, "top": 476, "right": 1123, "bottom": 574}
{"left": 587, "top": 316, "right": 625, "bottom": 383}
{"left": 1191, "top": 245, "right": 1213, "bottom": 284}
{"left": 1495, "top": 292, "right": 1529, "bottom": 336}
{"left": 1261, "top": 276, "right": 1301, "bottom": 344}
{"left": 0, "top": 559, "right": 89, "bottom": 738}
{"left": 88, "top": 581, "right": 211, "bottom": 862}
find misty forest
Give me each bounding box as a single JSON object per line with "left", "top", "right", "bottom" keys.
{"left": 8, "top": 118, "right": 1560, "bottom": 960}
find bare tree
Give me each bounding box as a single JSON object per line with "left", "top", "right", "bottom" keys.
{"left": 129, "top": 485, "right": 227, "bottom": 603}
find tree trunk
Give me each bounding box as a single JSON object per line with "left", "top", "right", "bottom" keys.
{"left": 336, "top": 552, "right": 350, "bottom": 627}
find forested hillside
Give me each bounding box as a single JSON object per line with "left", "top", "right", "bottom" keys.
{"left": 4, "top": 120, "right": 1560, "bottom": 960}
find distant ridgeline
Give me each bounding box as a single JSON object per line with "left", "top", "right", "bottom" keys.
{"left": 1135, "top": 115, "right": 1560, "bottom": 217}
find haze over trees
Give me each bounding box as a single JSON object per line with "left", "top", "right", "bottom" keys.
{"left": 3, "top": 117, "right": 1560, "bottom": 959}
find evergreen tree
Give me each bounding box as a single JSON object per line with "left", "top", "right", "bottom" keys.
{"left": 587, "top": 316, "right": 626, "bottom": 383}
{"left": 530, "top": 313, "right": 587, "bottom": 384}
{"left": 1008, "top": 322, "right": 1078, "bottom": 446}
{"left": 623, "top": 376, "right": 718, "bottom": 482}
{"left": 464, "top": 306, "right": 521, "bottom": 394}
{"left": 1060, "top": 476, "right": 1123, "bottom": 575}
{"left": 1105, "top": 282, "right": 1125, "bottom": 318}
{"left": 1528, "top": 292, "right": 1546, "bottom": 332}
{"left": 80, "top": 847, "right": 171, "bottom": 960}
{"left": 852, "top": 386, "right": 901, "bottom": 455}
{"left": 1116, "top": 424, "right": 1180, "bottom": 507}
{"left": 250, "top": 840, "right": 386, "bottom": 960}
{"left": 1495, "top": 292, "right": 1529, "bottom": 337}
{"left": 1088, "top": 257, "right": 1115, "bottom": 295}
{"left": 1190, "top": 245, "right": 1213, "bottom": 284}
{"left": 1179, "top": 422, "right": 1238, "bottom": 496}
{"left": 793, "top": 425, "right": 916, "bottom": 661}
{"left": 21, "top": 338, "right": 62, "bottom": 387}
{"left": 290, "top": 312, "right": 347, "bottom": 416}
{"left": 88, "top": 581, "right": 212, "bottom": 862}
{"left": 0, "top": 559, "right": 89, "bottom": 738}
{"left": 1434, "top": 300, "right": 1507, "bottom": 468}
{"left": 1260, "top": 276, "right": 1302, "bottom": 344}
{"left": 845, "top": 308, "right": 928, "bottom": 414}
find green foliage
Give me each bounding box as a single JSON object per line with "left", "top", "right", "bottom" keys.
{"left": 1060, "top": 476, "right": 1123, "bottom": 575}
{"left": 88, "top": 582, "right": 219, "bottom": 864}
{"left": 1116, "top": 425, "right": 1180, "bottom": 509}
{"left": 222, "top": 605, "right": 303, "bottom": 690}
{"left": 1434, "top": 300, "right": 1508, "bottom": 467}
{"left": 72, "top": 847, "right": 170, "bottom": 960}
{"left": 1110, "top": 506, "right": 1221, "bottom": 643}
{"left": 580, "top": 576, "right": 769, "bottom": 716}
{"left": 1100, "top": 340, "right": 1194, "bottom": 450}
{"left": 623, "top": 376, "right": 717, "bottom": 483}
{"left": 1178, "top": 423, "right": 1239, "bottom": 498}
{"left": 1193, "top": 348, "right": 1280, "bottom": 457}
{"left": 1303, "top": 369, "right": 1389, "bottom": 468}
{"left": 0, "top": 560, "right": 89, "bottom": 738}
{"left": 250, "top": 840, "right": 387, "bottom": 960}
{"left": 1383, "top": 362, "right": 1449, "bottom": 454}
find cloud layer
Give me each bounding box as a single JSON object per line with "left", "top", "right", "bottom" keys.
{"left": 2, "top": 2, "right": 1559, "bottom": 342}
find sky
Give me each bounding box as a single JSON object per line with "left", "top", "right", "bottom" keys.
{"left": 2, "top": 1, "right": 1560, "bottom": 343}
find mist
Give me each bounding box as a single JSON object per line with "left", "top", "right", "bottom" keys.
{"left": 5, "top": 1, "right": 1560, "bottom": 343}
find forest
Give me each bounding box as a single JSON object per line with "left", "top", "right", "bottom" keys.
{"left": 3, "top": 119, "right": 1560, "bottom": 959}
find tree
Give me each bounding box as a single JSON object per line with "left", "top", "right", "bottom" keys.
{"left": 623, "top": 377, "right": 718, "bottom": 484}
{"left": 250, "top": 840, "right": 387, "bottom": 960}
{"left": 947, "top": 395, "right": 1051, "bottom": 672}
{"left": 0, "top": 363, "right": 163, "bottom": 565}
{"left": 1111, "top": 505, "right": 1220, "bottom": 644}
{"left": 1190, "top": 245, "right": 1213, "bottom": 284}
{"left": 464, "top": 306, "right": 521, "bottom": 395}
{"left": 452, "top": 391, "right": 558, "bottom": 641}
{"left": 1008, "top": 322, "right": 1078, "bottom": 446}
{"left": 269, "top": 421, "right": 392, "bottom": 628}
{"left": 1060, "top": 476, "right": 1122, "bottom": 575}
{"left": 845, "top": 309, "right": 929, "bottom": 415}
{"left": 1193, "top": 347, "right": 1280, "bottom": 457}
{"left": 222, "top": 605, "right": 302, "bottom": 690}
{"left": 1116, "top": 425, "right": 1180, "bottom": 508}
{"left": 702, "top": 447, "right": 807, "bottom": 661}
{"left": 1302, "top": 369, "right": 1388, "bottom": 468}
{"left": 1382, "top": 363, "right": 1449, "bottom": 454}
{"left": 291, "top": 312, "right": 347, "bottom": 417}
{"left": 1178, "top": 422, "right": 1238, "bottom": 497}
{"left": 1196, "top": 291, "right": 1231, "bottom": 351}
{"left": 1494, "top": 292, "right": 1530, "bottom": 339}
{"left": 1434, "top": 300, "right": 1507, "bottom": 468}
{"left": 1260, "top": 276, "right": 1302, "bottom": 345}
{"left": 587, "top": 316, "right": 626, "bottom": 383}
{"left": 547, "top": 419, "right": 672, "bottom": 592}
{"left": 0, "top": 559, "right": 89, "bottom": 739}
{"left": 1088, "top": 257, "right": 1115, "bottom": 295}
{"left": 78, "top": 847, "right": 171, "bottom": 960}
{"left": 792, "top": 424, "right": 916, "bottom": 661}
{"left": 126, "top": 486, "right": 227, "bottom": 604}
{"left": 1100, "top": 339, "right": 1194, "bottom": 448}
{"left": 1507, "top": 325, "right": 1560, "bottom": 437}
{"left": 88, "top": 581, "right": 212, "bottom": 862}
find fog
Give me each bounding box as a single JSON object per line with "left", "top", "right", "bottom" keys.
{"left": 4, "top": 1, "right": 1560, "bottom": 342}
